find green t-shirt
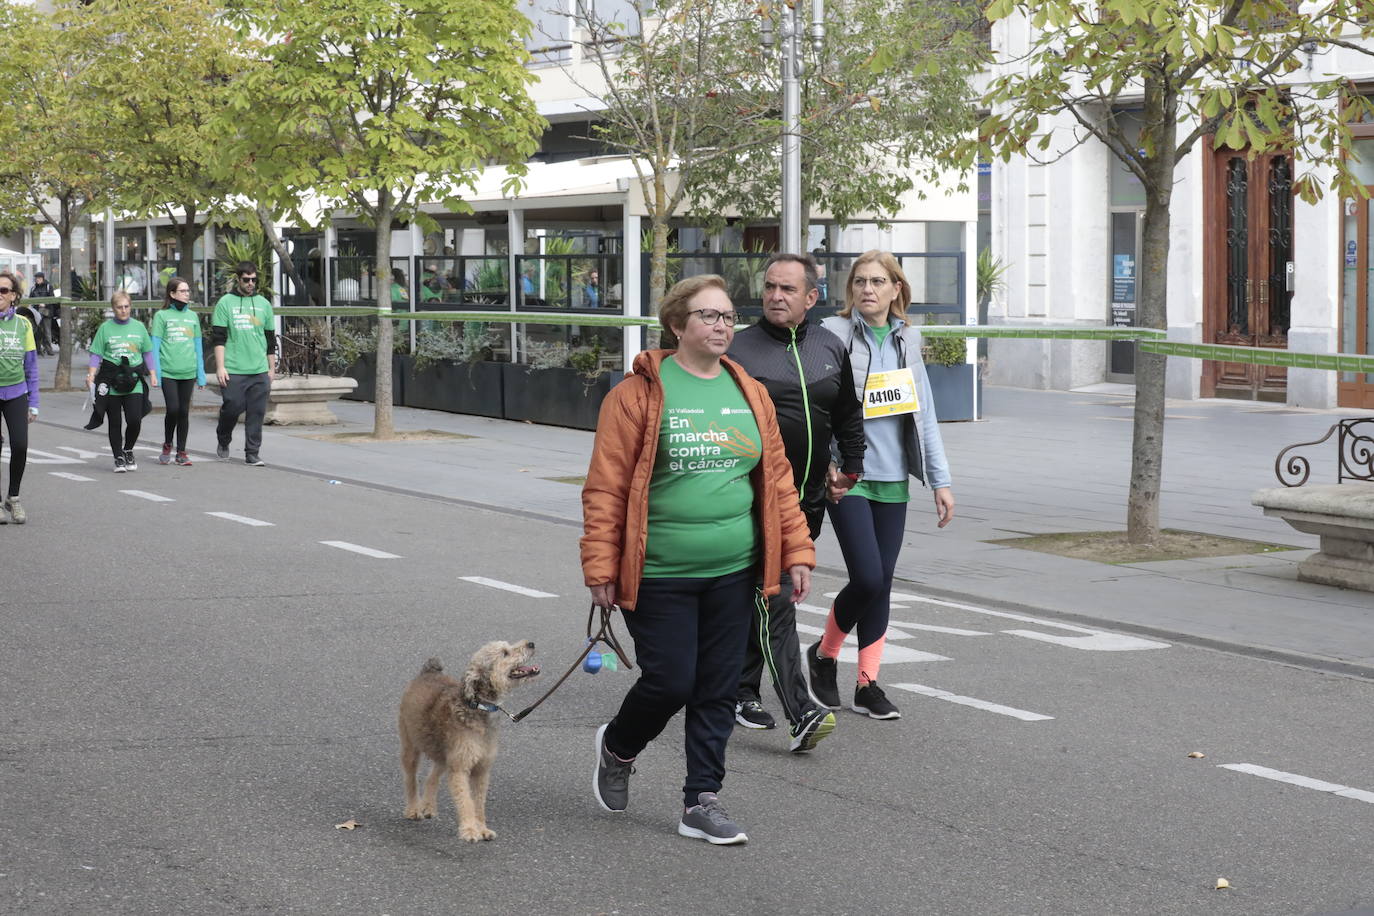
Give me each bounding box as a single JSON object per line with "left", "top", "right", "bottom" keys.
{"left": 850, "top": 478, "right": 909, "bottom": 503}
{"left": 0, "top": 313, "right": 35, "bottom": 387}
{"left": 152, "top": 306, "right": 202, "bottom": 380}
{"left": 643, "top": 357, "right": 762, "bottom": 578}
{"left": 90, "top": 318, "right": 152, "bottom": 368}
{"left": 212, "top": 293, "right": 274, "bottom": 375}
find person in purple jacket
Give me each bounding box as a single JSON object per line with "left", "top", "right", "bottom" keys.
{"left": 0, "top": 270, "right": 39, "bottom": 524}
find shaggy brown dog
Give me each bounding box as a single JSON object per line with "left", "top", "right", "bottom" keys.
{"left": 398, "top": 641, "right": 540, "bottom": 842}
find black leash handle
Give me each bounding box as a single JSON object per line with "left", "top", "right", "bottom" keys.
{"left": 510, "top": 603, "right": 632, "bottom": 723}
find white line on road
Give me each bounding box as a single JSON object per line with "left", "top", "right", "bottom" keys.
{"left": 119, "top": 490, "right": 175, "bottom": 503}
{"left": 49, "top": 471, "right": 94, "bottom": 482}
{"left": 320, "top": 540, "right": 401, "bottom": 559}
{"left": 55, "top": 446, "right": 104, "bottom": 460}
{"left": 887, "top": 591, "right": 1170, "bottom": 652}
{"left": 798, "top": 602, "right": 990, "bottom": 636}
{"left": 891, "top": 683, "right": 1054, "bottom": 721}
{"left": 206, "top": 511, "right": 275, "bottom": 527}
{"left": 7, "top": 448, "right": 83, "bottom": 465}
{"left": 1218, "top": 764, "right": 1374, "bottom": 804}
{"left": 459, "top": 576, "right": 558, "bottom": 598}
{"left": 794, "top": 624, "right": 950, "bottom": 663}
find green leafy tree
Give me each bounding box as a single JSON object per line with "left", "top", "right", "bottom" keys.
{"left": 567, "top": 0, "right": 767, "bottom": 311}
{"left": 974, "top": 0, "right": 1374, "bottom": 544}
{"left": 79, "top": 0, "right": 254, "bottom": 298}
{"left": 687, "top": 0, "right": 985, "bottom": 234}
{"left": 0, "top": 2, "right": 122, "bottom": 389}
{"left": 222, "top": 0, "right": 545, "bottom": 437}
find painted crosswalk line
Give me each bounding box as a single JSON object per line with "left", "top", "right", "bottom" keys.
{"left": 320, "top": 540, "right": 401, "bottom": 559}
{"left": 119, "top": 490, "right": 175, "bottom": 503}
{"left": 1218, "top": 764, "right": 1374, "bottom": 804}
{"left": 891, "top": 683, "right": 1054, "bottom": 722}
{"left": 206, "top": 511, "right": 275, "bottom": 527}
{"left": 459, "top": 576, "right": 558, "bottom": 598}
{"left": 49, "top": 471, "right": 94, "bottom": 482}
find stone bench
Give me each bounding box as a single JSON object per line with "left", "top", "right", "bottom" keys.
{"left": 1252, "top": 483, "right": 1374, "bottom": 591}
{"left": 205, "top": 374, "right": 358, "bottom": 426}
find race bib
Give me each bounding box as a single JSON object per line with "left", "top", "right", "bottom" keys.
{"left": 863, "top": 367, "right": 920, "bottom": 419}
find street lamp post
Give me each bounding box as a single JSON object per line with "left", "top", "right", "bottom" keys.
{"left": 761, "top": 0, "right": 823, "bottom": 256}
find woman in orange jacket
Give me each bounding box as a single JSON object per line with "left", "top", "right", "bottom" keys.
{"left": 581, "top": 274, "right": 814, "bottom": 846}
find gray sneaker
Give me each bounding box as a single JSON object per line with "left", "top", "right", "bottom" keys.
{"left": 593, "top": 723, "right": 634, "bottom": 813}
{"left": 4, "top": 497, "right": 25, "bottom": 525}
{"left": 678, "top": 793, "right": 747, "bottom": 845}
{"left": 123, "top": 450, "right": 138, "bottom": 472}
{"left": 245, "top": 454, "right": 265, "bottom": 467}
{"left": 216, "top": 443, "right": 230, "bottom": 461}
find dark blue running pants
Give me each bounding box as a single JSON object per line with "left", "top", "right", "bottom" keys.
{"left": 826, "top": 495, "right": 908, "bottom": 651}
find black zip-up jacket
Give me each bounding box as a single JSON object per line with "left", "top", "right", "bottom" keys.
{"left": 728, "top": 316, "right": 865, "bottom": 538}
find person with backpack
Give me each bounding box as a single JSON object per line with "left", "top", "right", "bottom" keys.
{"left": 0, "top": 270, "right": 38, "bottom": 523}
{"left": 86, "top": 291, "right": 158, "bottom": 473}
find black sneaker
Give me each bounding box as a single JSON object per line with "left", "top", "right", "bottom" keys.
{"left": 216, "top": 443, "right": 230, "bottom": 461}
{"left": 593, "top": 723, "right": 633, "bottom": 813}
{"left": 807, "top": 642, "right": 841, "bottom": 710}
{"left": 123, "top": 450, "right": 138, "bottom": 472}
{"left": 678, "top": 792, "right": 747, "bottom": 845}
{"left": 113, "top": 455, "right": 127, "bottom": 473}
{"left": 788, "top": 706, "right": 836, "bottom": 753}
{"left": 245, "top": 454, "right": 265, "bottom": 467}
{"left": 853, "top": 682, "right": 901, "bottom": 720}
{"left": 734, "top": 699, "right": 776, "bottom": 730}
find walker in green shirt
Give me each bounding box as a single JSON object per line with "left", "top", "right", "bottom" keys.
{"left": 0, "top": 313, "right": 35, "bottom": 387}
{"left": 90, "top": 320, "right": 152, "bottom": 367}
{"left": 212, "top": 292, "right": 274, "bottom": 375}
{"left": 152, "top": 307, "right": 202, "bottom": 380}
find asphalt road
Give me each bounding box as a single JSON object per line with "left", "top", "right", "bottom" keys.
{"left": 4, "top": 427, "right": 1374, "bottom": 916}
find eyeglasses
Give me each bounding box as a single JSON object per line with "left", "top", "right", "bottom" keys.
{"left": 689, "top": 308, "right": 737, "bottom": 327}
{"left": 851, "top": 275, "right": 891, "bottom": 290}
{"left": 239, "top": 276, "right": 258, "bottom": 284}
{"left": 0, "top": 287, "right": 13, "bottom": 294}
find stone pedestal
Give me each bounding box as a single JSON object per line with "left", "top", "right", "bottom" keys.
{"left": 206, "top": 374, "right": 358, "bottom": 426}
{"left": 1252, "top": 483, "right": 1374, "bottom": 591}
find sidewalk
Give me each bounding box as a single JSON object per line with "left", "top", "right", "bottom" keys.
{"left": 31, "top": 356, "right": 1374, "bottom": 676}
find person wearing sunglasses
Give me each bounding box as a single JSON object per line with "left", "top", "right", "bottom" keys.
{"left": 151, "top": 277, "right": 206, "bottom": 466}
{"left": 86, "top": 290, "right": 158, "bottom": 473}
{"left": 815, "top": 250, "right": 955, "bottom": 720}
{"left": 581, "top": 274, "right": 814, "bottom": 845}
{"left": 211, "top": 262, "right": 276, "bottom": 466}
{"left": 0, "top": 270, "right": 38, "bottom": 522}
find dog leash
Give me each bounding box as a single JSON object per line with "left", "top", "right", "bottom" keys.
{"left": 509, "top": 603, "right": 633, "bottom": 723}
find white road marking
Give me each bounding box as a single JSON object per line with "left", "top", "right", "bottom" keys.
{"left": 119, "top": 489, "right": 174, "bottom": 503}
{"left": 55, "top": 446, "right": 104, "bottom": 459}
{"left": 49, "top": 472, "right": 94, "bottom": 482}
{"left": 320, "top": 540, "right": 401, "bottom": 559}
{"left": 1218, "top": 764, "right": 1374, "bottom": 804}
{"left": 799, "top": 602, "right": 990, "bottom": 636}
{"left": 888, "top": 591, "right": 1170, "bottom": 651}
{"left": 459, "top": 576, "right": 558, "bottom": 598}
{"left": 206, "top": 511, "right": 275, "bottom": 527}
{"left": 794, "top": 623, "right": 950, "bottom": 663}
{"left": 892, "top": 683, "right": 1054, "bottom": 721}
{"left": 6, "top": 448, "right": 82, "bottom": 465}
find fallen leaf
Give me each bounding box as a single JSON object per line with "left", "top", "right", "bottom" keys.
{"left": 335, "top": 819, "right": 361, "bottom": 830}
{"left": 1187, "top": 751, "right": 1206, "bottom": 759}
{"left": 518, "top": 468, "right": 529, "bottom": 473}
{"left": 1215, "top": 878, "right": 1230, "bottom": 890}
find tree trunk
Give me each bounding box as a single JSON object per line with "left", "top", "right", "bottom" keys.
{"left": 53, "top": 194, "right": 79, "bottom": 392}
{"left": 372, "top": 197, "right": 395, "bottom": 438}
{"left": 255, "top": 204, "right": 319, "bottom": 308}
{"left": 175, "top": 207, "right": 200, "bottom": 299}
{"left": 1125, "top": 81, "right": 1178, "bottom": 545}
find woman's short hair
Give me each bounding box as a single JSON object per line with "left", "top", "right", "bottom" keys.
{"left": 840, "top": 250, "right": 911, "bottom": 325}
{"left": 111, "top": 290, "right": 132, "bottom": 308}
{"left": 162, "top": 276, "right": 188, "bottom": 308}
{"left": 0, "top": 270, "right": 22, "bottom": 302}
{"left": 658, "top": 274, "right": 728, "bottom": 337}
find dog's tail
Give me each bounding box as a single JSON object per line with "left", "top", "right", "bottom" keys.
{"left": 421, "top": 657, "right": 444, "bottom": 674}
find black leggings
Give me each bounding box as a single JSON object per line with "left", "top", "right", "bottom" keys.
{"left": 826, "top": 496, "right": 909, "bottom": 652}
{"left": 161, "top": 378, "right": 195, "bottom": 451}
{"left": 0, "top": 396, "right": 28, "bottom": 498}
{"left": 107, "top": 394, "right": 143, "bottom": 457}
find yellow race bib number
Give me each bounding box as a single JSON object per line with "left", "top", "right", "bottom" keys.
{"left": 863, "top": 367, "right": 920, "bottom": 419}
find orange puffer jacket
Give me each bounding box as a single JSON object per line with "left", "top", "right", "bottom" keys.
{"left": 580, "top": 349, "right": 815, "bottom": 610}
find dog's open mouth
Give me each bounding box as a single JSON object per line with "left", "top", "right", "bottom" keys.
{"left": 510, "top": 665, "right": 540, "bottom": 679}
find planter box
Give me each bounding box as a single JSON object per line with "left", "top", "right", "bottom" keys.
{"left": 403, "top": 358, "right": 504, "bottom": 419}
{"left": 340, "top": 353, "right": 405, "bottom": 405}
{"left": 501, "top": 364, "right": 616, "bottom": 430}
{"left": 924, "top": 363, "right": 981, "bottom": 421}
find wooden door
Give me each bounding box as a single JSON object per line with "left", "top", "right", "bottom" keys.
{"left": 1203, "top": 150, "right": 1293, "bottom": 400}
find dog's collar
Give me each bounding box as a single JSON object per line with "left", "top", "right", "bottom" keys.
{"left": 466, "top": 697, "right": 518, "bottom": 721}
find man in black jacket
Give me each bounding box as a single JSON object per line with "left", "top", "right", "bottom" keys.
{"left": 29, "top": 273, "right": 55, "bottom": 356}
{"left": 727, "top": 252, "right": 866, "bottom": 752}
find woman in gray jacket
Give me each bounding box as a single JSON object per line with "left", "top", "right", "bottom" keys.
{"left": 810, "top": 250, "right": 955, "bottom": 720}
